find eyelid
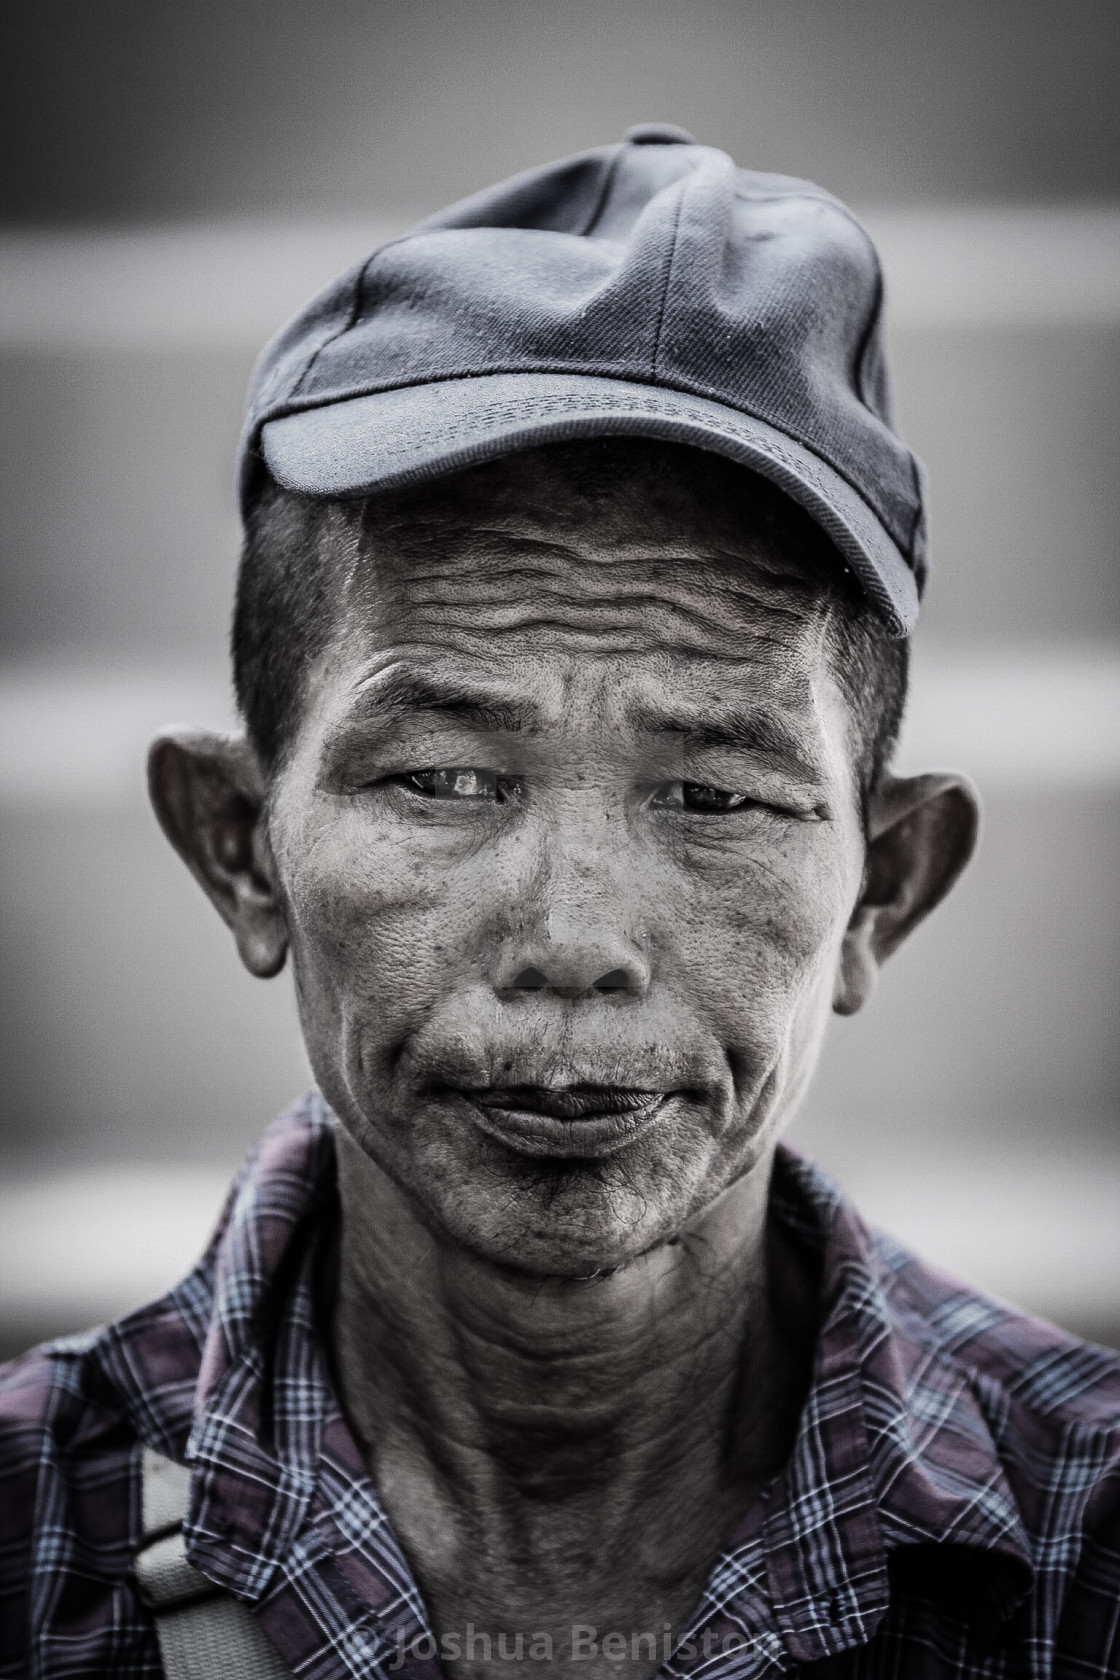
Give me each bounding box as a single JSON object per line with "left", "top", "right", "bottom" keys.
{"left": 405, "top": 766, "right": 500, "bottom": 799}
{"left": 651, "top": 779, "right": 816, "bottom": 819}
{"left": 651, "top": 778, "right": 752, "bottom": 808}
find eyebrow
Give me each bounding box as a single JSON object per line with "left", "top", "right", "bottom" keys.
{"left": 344, "top": 670, "right": 821, "bottom": 778}
{"left": 629, "top": 699, "right": 822, "bottom": 778}
{"left": 347, "top": 669, "right": 543, "bottom": 734}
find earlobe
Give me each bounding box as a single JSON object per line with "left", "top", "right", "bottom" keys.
{"left": 147, "top": 729, "right": 288, "bottom": 979}
{"left": 833, "top": 771, "right": 980, "bottom": 1018}
{"left": 833, "top": 921, "right": 877, "bottom": 1016}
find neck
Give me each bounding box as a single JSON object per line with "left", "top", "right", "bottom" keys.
{"left": 330, "top": 1129, "right": 812, "bottom": 1525}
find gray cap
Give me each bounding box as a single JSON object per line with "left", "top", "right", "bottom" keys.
{"left": 240, "top": 125, "right": 926, "bottom": 634}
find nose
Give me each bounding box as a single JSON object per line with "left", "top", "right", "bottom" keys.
{"left": 490, "top": 824, "right": 651, "bottom": 999}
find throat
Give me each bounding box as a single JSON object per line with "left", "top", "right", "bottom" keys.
{"left": 329, "top": 1128, "right": 802, "bottom": 1510}
{"left": 337, "top": 1240, "right": 759, "bottom": 1510}
{"left": 327, "top": 1129, "right": 818, "bottom": 1676}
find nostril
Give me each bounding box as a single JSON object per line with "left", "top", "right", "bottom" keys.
{"left": 511, "top": 966, "right": 550, "bottom": 989}
{"left": 594, "top": 968, "right": 631, "bottom": 991}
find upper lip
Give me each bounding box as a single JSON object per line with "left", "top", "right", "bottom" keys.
{"left": 453, "top": 1084, "right": 673, "bottom": 1156}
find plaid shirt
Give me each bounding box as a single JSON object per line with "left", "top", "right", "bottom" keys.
{"left": 2, "top": 1094, "right": 1119, "bottom": 1679}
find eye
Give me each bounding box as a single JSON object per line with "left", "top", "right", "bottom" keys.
{"left": 403, "top": 767, "right": 502, "bottom": 801}
{"left": 652, "top": 780, "right": 756, "bottom": 813}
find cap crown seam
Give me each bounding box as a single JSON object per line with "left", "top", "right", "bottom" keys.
{"left": 288, "top": 248, "right": 384, "bottom": 405}
{"left": 649, "top": 182, "right": 686, "bottom": 378}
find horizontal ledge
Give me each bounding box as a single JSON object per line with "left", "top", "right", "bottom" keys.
{"left": 864, "top": 204, "right": 1120, "bottom": 329}
{"left": 0, "top": 205, "right": 1118, "bottom": 350}
{"left": 1, "top": 644, "right": 1118, "bottom": 804}
{"left": 1, "top": 1142, "right": 1117, "bottom": 1328}
{"left": 893, "top": 642, "right": 1120, "bottom": 787}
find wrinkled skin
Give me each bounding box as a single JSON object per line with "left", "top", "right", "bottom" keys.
{"left": 151, "top": 444, "right": 977, "bottom": 1677}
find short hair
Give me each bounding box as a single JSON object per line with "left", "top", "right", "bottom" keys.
{"left": 233, "top": 439, "right": 908, "bottom": 804}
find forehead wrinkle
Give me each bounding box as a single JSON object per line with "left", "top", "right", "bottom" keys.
{"left": 357, "top": 552, "right": 832, "bottom": 666}
{"left": 375, "top": 534, "right": 823, "bottom": 598}
{"left": 333, "top": 636, "right": 826, "bottom": 736}
{"left": 329, "top": 512, "right": 841, "bottom": 733}
{"left": 351, "top": 614, "right": 813, "bottom": 677}
{"left": 363, "top": 506, "right": 828, "bottom": 602}
{"left": 363, "top": 524, "right": 651, "bottom": 605}
{"left": 330, "top": 595, "right": 835, "bottom": 721}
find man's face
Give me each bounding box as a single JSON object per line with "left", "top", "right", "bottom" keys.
{"left": 264, "top": 455, "right": 867, "bottom": 1275}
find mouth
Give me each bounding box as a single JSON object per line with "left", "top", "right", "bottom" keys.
{"left": 454, "top": 1084, "right": 673, "bottom": 1158}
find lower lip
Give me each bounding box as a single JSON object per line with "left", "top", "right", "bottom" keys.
{"left": 457, "top": 1094, "right": 672, "bottom": 1159}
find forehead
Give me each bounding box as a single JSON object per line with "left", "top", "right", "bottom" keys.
{"left": 327, "top": 442, "right": 839, "bottom": 681}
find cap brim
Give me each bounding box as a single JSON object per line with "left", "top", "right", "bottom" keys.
{"left": 260, "top": 372, "right": 919, "bottom": 635}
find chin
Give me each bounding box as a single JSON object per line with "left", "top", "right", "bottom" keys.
{"left": 413, "top": 1145, "right": 716, "bottom": 1277}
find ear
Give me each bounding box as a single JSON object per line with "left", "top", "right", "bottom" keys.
{"left": 148, "top": 729, "right": 288, "bottom": 979}
{"left": 833, "top": 771, "right": 980, "bottom": 1016}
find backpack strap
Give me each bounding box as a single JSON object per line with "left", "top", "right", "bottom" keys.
{"left": 135, "top": 1446, "right": 294, "bottom": 1680}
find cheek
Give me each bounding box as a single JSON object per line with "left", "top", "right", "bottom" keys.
{"left": 670, "top": 820, "right": 858, "bottom": 1014}
{"left": 277, "top": 805, "right": 475, "bottom": 1029}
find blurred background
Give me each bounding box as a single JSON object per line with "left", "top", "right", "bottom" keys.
{"left": 1, "top": 0, "right": 1118, "bottom": 1359}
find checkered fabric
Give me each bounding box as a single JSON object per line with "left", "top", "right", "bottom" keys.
{"left": 2, "top": 1093, "right": 1118, "bottom": 1678}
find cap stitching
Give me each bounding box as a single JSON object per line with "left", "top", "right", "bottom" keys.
{"left": 259, "top": 366, "right": 914, "bottom": 554}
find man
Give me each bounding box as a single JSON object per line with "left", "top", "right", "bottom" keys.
{"left": 1, "top": 126, "right": 1117, "bottom": 1680}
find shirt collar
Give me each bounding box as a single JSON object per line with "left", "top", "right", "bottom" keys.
{"left": 747, "top": 1148, "right": 1034, "bottom": 1664}
{"left": 184, "top": 1093, "right": 340, "bottom": 1599}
